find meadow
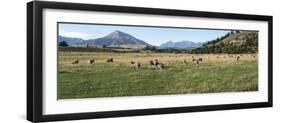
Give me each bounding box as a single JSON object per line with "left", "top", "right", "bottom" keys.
{"left": 58, "top": 51, "right": 258, "bottom": 99}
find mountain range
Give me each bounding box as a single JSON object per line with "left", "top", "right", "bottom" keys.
{"left": 59, "top": 30, "right": 149, "bottom": 47}
{"left": 59, "top": 30, "right": 203, "bottom": 49}
{"left": 58, "top": 36, "right": 84, "bottom": 45}
{"left": 160, "top": 41, "right": 203, "bottom": 49}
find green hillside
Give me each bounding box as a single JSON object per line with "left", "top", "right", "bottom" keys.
{"left": 190, "top": 31, "right": 258, "bottom": 54}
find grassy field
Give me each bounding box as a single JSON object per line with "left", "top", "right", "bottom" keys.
{"left": 58, "top": 51, "right": 258, "bottom": 99}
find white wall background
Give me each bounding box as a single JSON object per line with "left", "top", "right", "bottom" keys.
{"left": 0, "top": 0, "right": 280, "bottom": 123}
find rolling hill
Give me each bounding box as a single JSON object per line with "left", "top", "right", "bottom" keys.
{"left": 191, "top": 31, "right": 258, "bottom": 54}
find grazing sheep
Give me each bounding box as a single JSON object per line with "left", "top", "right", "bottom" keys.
{"left": 72, "top": 60, "right": 79, "bottom": 64}
{"left": 149, "top": 59, "right": 164, "bottom": 70}
{"left": 252, "top": 55, "right": 256, "bottom": 58}
{"left": 156, "top": 63, "right": 164, "bottom": 69}
{"left": 88, "top": 59, "right": 95, "bottom": 64}
{"left": 183, "top": 59, "right": 187, "bottom": 64}
{"left": 131, "top": 61, "right": 136, "bottom": 64}
{"left": 149, "top": 60, "right": 154, "bottom": 66}
{"left": 106, "top": 58, "right": 114, "bottom": 63}
{"left": 151, "top": 59, "right": 159, "bottom": 66}
{"left": 130, "top": 61, "right": 141, "bottom": 70}
{"left": 196, "top": 59, "right": 200, "bottom": 65}
{"left": 236, "top": 56, "right": 240, "bottom": 61}
{"left": 191, "top": 57, "right": 202, "bottom": 65}
{"left": 192, "top": 58, "right": 196, "bottom": 62}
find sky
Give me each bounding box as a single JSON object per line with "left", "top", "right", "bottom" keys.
{"left": 59, "top": 23, "right": 229, "bottom": 46}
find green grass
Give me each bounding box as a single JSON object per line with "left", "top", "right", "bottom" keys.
{"left": 58, "top": 52, "right": 258, "bottom": 99}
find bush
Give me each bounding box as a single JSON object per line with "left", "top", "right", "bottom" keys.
{"left": 59, "top": 41, "right": 69, "bottom": 47}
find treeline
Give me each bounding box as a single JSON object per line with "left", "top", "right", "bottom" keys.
{"left": 143, "top": 45, "right": 189, "bottom": 53}
{"left": 202, "top": 31, "right": 237, "bottom": 47}
{"left": 190, "top": 43, "right": 257, "bottom": 54}
{"left": 59, "top": 43, "right": 191, "bottom": 53}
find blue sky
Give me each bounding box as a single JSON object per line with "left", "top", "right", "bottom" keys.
{"left": 59, "top": 23, "right": 229, "bottom": 46}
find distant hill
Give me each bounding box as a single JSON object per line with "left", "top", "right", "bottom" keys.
{"left": 160, "top": 40, "right": 203, "bottom": 49}
{"left": 59, "top": 30, "right": 150, "bottom": 48}
{"left": 191, "top": 31, "right": 258, "bottom": 54}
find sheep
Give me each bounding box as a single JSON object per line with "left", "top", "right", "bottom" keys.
{"left": 183, "top": 59, "right": 187, "bottom": 64}
{"left": 251, "top": 55, "right": 256, "bottom": 58}
{"left": 72, "top": 60, "right": 79, "bottom": 64}
{"left": 149, "top": 59, "right": 164, "bottom": 70}
{"left": 192, "top": 58, "right": 196, "bottom": 62}
{"left": 192, "top": 57, "right": 203, "bottom": 65}
{"left": 236, "top": 56, "right": 240, "bottom": 61}
{"left": 149, "top": 60, "right": 154, "bottom": 66}
{"left": 156, "top": 63, "right": 164, "bottom": 69}
{"left": 88, "top": 59, "right": 95, "bottom": 64}
{"left": 131, "top": 61, "right": 136, "bottom": 64}
{"left": 150, "top": 58, "right": 159, "bottom": 66}
{"left": 106, "top": 58, "right": 114, "bottom": 63}
{"left": 196, "top": 59, "right": 200, "bottom": 65}
{"left": 130, "top": 61, "right": 141, "bottom": 70}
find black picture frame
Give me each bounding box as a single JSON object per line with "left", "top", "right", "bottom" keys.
{"left": 27, "top": 1, "right": 273, "bottom": 122}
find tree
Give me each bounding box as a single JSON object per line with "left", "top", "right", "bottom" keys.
{"left": 235, "top": 30, "right": 240, "bottom": 33}
{"left": 144, "top": 45, "right": 157, "bottom": 51}
{"left": 59, "top": 41, "right": 69, "bottom": 47}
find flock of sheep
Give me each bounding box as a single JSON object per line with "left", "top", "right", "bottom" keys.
{"left": 71, "top": 57, "right": 164, "bottom": 70}
{"left": 70, "top": 54, "right": 254, "bottom": 71}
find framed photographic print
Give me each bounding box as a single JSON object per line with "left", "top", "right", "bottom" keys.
{"left": 27, "top": 1, "right": 273, "bottom": 122}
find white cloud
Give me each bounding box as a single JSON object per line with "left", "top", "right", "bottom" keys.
{"left": 60, "top": 31, "right": 93, "bottom": 39}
